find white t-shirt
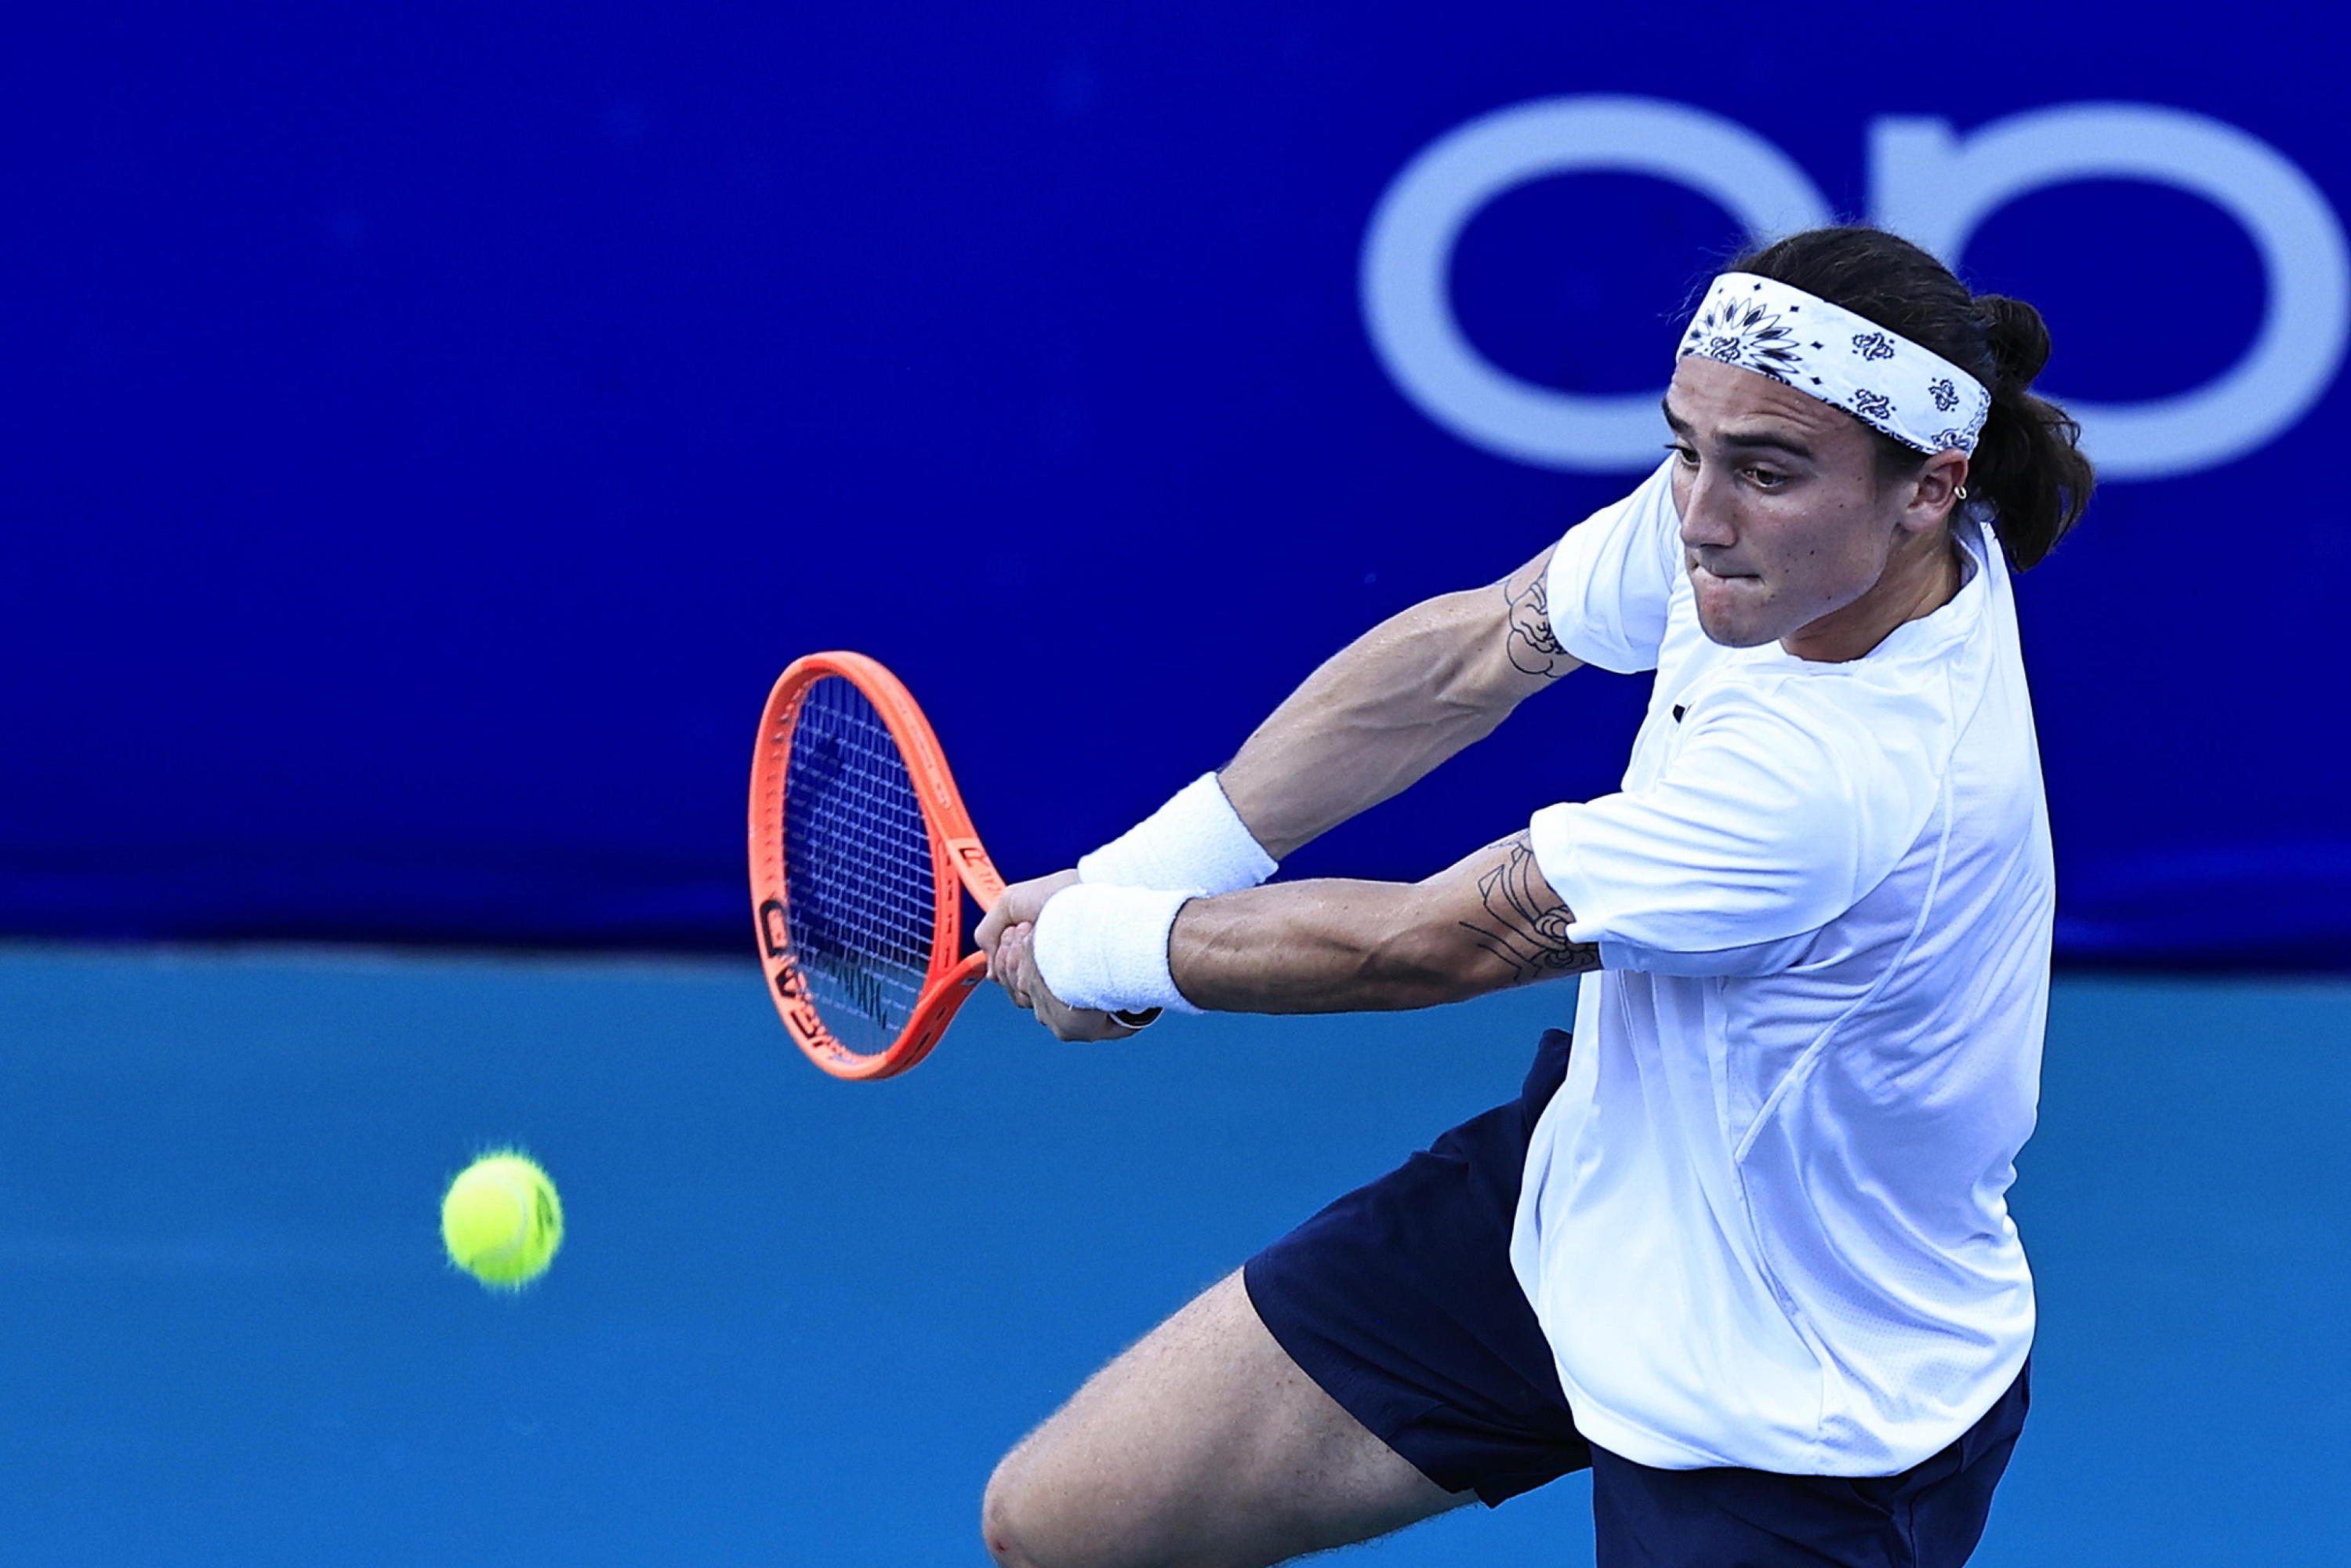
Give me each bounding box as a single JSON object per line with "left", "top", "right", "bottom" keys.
{"left": 1511, "top": 458, "right": 2050, "bottom": 1475}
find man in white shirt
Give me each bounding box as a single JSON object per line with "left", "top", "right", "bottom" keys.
{"left": 974, "top": 226, "right": 2093, "bottom": 1568}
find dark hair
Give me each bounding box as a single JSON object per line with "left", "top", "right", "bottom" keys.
{"left": 1729, "top": 226, "right": 2094, "bottom": 572}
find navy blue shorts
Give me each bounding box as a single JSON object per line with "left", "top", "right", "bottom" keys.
{"left": 1242, "top": 1028, "right": 2030, "bottom": 1567}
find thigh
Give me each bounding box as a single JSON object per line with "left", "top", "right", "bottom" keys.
{"left": 982, "top": 1271, "right": 1468, "bottom": 1568}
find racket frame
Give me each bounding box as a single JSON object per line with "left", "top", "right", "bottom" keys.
{"left": 749, "top": 651, "right": 1005, "bottom": 1080}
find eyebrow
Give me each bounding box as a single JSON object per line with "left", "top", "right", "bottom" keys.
{"left": 1660, "top": 396, "right": 1816, "bottom": 462}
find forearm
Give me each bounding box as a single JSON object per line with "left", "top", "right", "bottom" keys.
{"left": 1166, "top": 879, "right": 1449, "bottom": 1014}
{"left": 1164, "top": 833, "right": 1599, "bottom": 1014}
{"left": 1220, "top": 555, "right": 1576, "bottom": 859}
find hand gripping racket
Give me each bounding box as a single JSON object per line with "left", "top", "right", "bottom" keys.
{"left": 749, "top": 651, "right": 1157, "bottom": 1080}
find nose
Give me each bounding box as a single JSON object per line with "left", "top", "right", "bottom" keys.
{"left": 1677, "top": 463, "right": 1738, "bottom": 551}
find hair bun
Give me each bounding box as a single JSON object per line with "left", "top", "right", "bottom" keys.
{"left": 1978, "top": 295, "right": 2052, "bottom": 390}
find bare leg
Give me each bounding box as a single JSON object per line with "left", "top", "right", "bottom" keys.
{"left": 982, "top": 1270, "right": 1469, "bottom": 1568}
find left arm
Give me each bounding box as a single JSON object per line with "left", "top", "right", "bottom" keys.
{"left": 992, "top": 831, "right": 1597, "bottom": 1039}
{"left": 975, "top": 549, "right": 1576, "bottom": 965}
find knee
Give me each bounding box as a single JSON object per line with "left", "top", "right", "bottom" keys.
{"left": 980, "top": 1447, "right": 1049, "bottom": 1568}
{"left": 981, "top": 1441, "right": 1128, "bottom": 1568}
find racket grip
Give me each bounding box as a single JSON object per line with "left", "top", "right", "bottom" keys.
{"left": 1110, "top": 1008, "right": 1163, "bottom": 1030}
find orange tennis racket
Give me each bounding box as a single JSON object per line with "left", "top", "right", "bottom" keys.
{"left": 749, "top": 651, "right": 1156, "bottom": 1080}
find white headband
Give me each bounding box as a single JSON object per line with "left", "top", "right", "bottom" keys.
{"left": 1678, "top": 272, "right": 1992, "bottom": 455}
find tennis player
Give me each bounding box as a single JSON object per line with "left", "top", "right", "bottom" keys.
{"left": 975, "top": 225, "right": 2094, "bottom": 1568}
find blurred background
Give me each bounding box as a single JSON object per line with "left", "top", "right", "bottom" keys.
{"left": 3, "top": 3, "right": 2345, "bottom": 1563}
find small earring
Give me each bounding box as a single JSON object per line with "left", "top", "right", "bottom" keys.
{"left": 1954, "top": 485, "right": 1970, "bottom": 501}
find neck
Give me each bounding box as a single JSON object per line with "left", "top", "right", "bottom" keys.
{"left": 1781, "top": 522, "right": 1961, "bottom": 663}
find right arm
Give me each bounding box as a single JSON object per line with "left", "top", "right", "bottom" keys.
{"left": 991, "top": 828, "right": 1602, "bottom": 1037}
{"left": 1218, "top": 545, "right": 1579, "bottom": 859}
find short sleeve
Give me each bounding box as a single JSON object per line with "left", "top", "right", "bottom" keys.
{"left": 1543, "top": 456, "right": 1684, "bottom": 675}
{"left": 1527, "top": 677, "right": 1941, "bottom": 975}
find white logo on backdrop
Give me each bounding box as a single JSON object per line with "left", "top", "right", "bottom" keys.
{"left": 1361, "top": 96, "right": 2350, "bottom": 481}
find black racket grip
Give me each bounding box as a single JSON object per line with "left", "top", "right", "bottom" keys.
{"left": 1111, "top": 1008, "right": 1163, "bottom": 1030}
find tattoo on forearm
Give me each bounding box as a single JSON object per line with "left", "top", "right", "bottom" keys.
{"left": 1460, "top": 833, "right": 1599, "bottom": 984}
{"left": 1501, "top": 560, "right": 1573, "bottom": 679}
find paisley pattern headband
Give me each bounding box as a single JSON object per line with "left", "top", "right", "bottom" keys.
{"left": 1678, "top": 272, "right": 1992, "bottom": 455}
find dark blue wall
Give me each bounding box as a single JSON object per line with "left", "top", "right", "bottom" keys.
{"left": 5, "top": 3, "right": 2344, "bottom": 964}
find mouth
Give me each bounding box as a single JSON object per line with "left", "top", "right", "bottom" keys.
{"left": 1688, "top": 557, "right": 1758, "bottom": 586}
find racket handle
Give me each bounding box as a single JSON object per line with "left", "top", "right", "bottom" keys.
{"left": 1110, "top": 1008, "right": 1163, "bottom": 1030}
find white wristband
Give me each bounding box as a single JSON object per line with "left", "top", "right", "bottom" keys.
{"left": 1031, "top": 884, "right": 1201, "bottom": 1016}
{"left": 1077, "top": 773, "right": 1277, "bottom": 896}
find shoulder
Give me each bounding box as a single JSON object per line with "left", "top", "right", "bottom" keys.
{"left": 1555, "top": 456, "right": 1680, "bottom": 566}
{"left": 1681, "top": 662, "right": 1949, "bottom": 862}
{"left": 1532, "top": 671, "right": 1928, "bottom": 959}
{"left": 1544, "top": 459, "right": 1683, "bottom": 675}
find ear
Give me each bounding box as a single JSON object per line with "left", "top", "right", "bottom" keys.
{"left": 1900, "top": 448, "right": 1971, "bottom": 534}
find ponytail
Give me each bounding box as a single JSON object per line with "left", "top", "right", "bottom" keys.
{"left": 1966, "top": 295, "right": 2094, "bottom": 569}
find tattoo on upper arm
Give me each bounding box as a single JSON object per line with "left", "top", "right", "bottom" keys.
{"left": 1459, "top": 832, "right": 1600, "bottom": 984}
{"left": 1501, "top": 557, "right": 1573, "bottom": 679}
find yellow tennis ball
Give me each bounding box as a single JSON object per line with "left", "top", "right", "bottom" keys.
{"left": 441, "top": 1152, "right": 563, "bottom": 1289}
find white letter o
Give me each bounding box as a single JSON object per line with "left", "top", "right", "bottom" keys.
{"left": 1870, "top": 105, "right": 2351, "bottom": 481}
{"left": 1360, "top": 96, "right": 1834, "bottom": 471}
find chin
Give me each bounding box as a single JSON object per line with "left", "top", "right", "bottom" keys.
{"left": 1692, "top": 589, "right": 1781, "bottom": 650}
{"left": 1696, "top": 614, "right": 1779, "bottom": 649}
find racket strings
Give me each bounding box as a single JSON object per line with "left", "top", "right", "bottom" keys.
{"left": 780, "top": 676, "right": 938, "bottom": 1055}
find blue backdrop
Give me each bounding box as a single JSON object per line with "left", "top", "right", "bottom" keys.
{"left": 5, "top": 2, "right": 2345, "bottom": 965}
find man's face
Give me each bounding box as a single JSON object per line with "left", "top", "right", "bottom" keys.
{"left": 1663, "top": 356, "right": 1927, "bottom": 652}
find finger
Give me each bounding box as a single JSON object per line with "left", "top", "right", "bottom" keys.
{"left": 974, "top": 901, "right": 1009, "bottom": 956}
{"left": 994, "top": 924, "right": 1033, "bottom": 1008}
